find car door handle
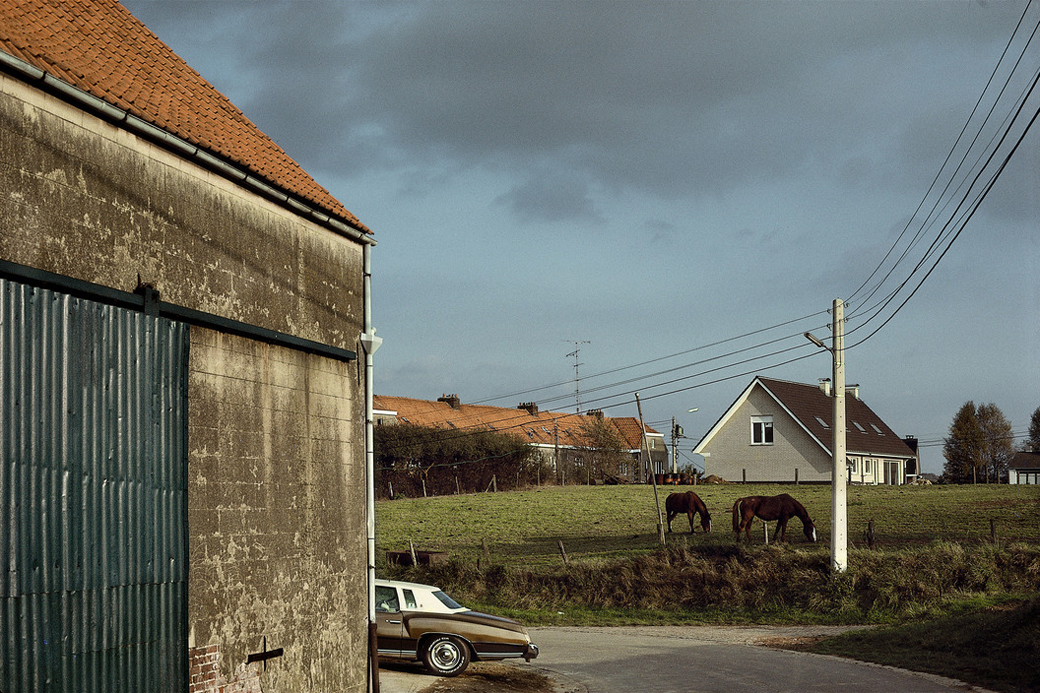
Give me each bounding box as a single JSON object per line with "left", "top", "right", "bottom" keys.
{"left": 386, "top": 619, "right": 402, "bottom": 624}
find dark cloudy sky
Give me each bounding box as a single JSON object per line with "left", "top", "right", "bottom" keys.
{"left": 123, "top": 0, "right": 1040, "bottom": 474}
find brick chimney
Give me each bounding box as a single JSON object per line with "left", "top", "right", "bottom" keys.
{"left": 518, "top": 402, "right": 539, "bottom": 415}
{"left": 438, "top": 394, "right": 461, "bottom": 410}
{"left": 587, "top": 409, "right": 604, "bottom": 419}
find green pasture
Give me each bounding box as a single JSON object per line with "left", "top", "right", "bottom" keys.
{"left": 376, "top": 482, "right": 1040, "bottom": 568}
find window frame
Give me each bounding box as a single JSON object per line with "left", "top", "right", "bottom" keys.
{"left": 751, "top": 415, "right": 774, "bottom": 446}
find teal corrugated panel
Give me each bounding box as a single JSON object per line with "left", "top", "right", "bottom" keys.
{"left": 0, "top": 279, "right": 187, "bottom": 692}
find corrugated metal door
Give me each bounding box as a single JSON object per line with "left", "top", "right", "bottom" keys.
{"left": 0, "top": 279, "right": 188, "bottom": 692}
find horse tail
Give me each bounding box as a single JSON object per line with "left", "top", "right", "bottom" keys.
{"left": 731, "top": 498, "right": 744, "bottom": 533}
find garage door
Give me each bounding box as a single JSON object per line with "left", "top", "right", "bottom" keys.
{"left": 0, "top": 279, "right": 188, "bottom": 692}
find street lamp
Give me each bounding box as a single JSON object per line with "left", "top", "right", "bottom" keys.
{"left": 805, "top": 299, "right": 848, "bottom": 573}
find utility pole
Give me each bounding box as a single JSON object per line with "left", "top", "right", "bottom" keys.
{"left": 804, "top": 299, "right": 848, "bottom": 572}
{"left": 636, "top": 394, "right": 666, "bottom": 545}
{"left": 670, "top": 417, "right": 683, "bottom": 475}
{"left": 831, "top": 299, "right": 847, "bottom": 572}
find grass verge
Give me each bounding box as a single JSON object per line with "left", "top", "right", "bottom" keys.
{"left": 802, "top": 596, "right": 1040, "bottom": 693}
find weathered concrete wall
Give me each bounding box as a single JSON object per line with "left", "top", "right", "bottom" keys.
{"left": 189, "top": 329, "right": 365, "bottom": 691}
{"left": 0, "top": 74, "right": 362, "bottom": 349}
{"left": 1, "top": 74, "right": 368, "bottom": 691}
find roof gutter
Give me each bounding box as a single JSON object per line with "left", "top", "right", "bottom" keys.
{"left": 0, "top": 49, "right": 374, "bottom": 246}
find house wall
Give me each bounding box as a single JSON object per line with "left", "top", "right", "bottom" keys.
{"left": 703, "top": 387, "right": 831, "bottom": 483}
{"left": 1, "top": 74, "right": 368, "bottom": 691}
{"left": 847, "top": 455, "right": 905, "bottom": 485}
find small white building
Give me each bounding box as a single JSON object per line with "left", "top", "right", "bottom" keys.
{"left": 1009, "top": 452, "right": 1040, "bottom": 484}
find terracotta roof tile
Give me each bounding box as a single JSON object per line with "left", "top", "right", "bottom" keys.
{"left": 0, "top": 0, "right": 368, "bottom": 233}
{"left": 374, "top": 395, "right": 660, "bottom": 450}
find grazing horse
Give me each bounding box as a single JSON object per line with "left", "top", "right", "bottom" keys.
{"left": 731, "top": 494, "right": 816, "bottom": 543}
{"left": 665, "top": 491, "right": 712, "bottom": 534}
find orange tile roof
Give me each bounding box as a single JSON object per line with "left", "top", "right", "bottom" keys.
{"left": 0, "top": 0, "right": 368, "bottom": 234}
{"left": 374, "top": 395, "right": 661, "bottom": 450}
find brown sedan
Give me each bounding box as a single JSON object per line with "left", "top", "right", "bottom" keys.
{"left": 375, "top": 578, "right": 538, "bottom": 676}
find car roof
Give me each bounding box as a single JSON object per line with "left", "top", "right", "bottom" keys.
{"left": 375, "top": 578, "right": 444, "bottom": 592}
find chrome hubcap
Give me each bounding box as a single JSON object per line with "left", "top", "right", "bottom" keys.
{"left": 433, "top": 642, "right": 461, "bottom": 668}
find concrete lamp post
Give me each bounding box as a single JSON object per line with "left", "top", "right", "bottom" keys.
{"left": 804, "top": 298, "right": 848, "bottom": 573}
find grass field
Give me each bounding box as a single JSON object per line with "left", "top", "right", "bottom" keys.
{"left": 377, "top": 482, "right": 1040, "bottom": 568}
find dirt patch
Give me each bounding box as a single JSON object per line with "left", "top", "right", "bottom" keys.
{"left": 758, "top": 635, "right": 828, "bottom": 651}
{"left": 419, "top": 663, "right": 557, "bottom": 693}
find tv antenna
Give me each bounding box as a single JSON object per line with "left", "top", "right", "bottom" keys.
{"left": 564, "top": 340, "right": 590, "bottom": 413}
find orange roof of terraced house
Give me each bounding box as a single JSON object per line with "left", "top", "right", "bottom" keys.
{"left": 0, "top": 0, "right": 368, "bottom": 234}
{"left": 374, "top": 394, "right": 661, "bottom": 450}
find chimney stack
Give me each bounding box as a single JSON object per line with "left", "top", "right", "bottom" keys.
{"left": 818, "top": 378, "right": 832, "bottom": 397}
{"left": 438, "top": 394, "right": 461, "bottom": 410}
{"left": 518, "top": 402, "right": 539, "bottom": 416}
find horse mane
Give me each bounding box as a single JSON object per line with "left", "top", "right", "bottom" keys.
{"left": 787, "top": 495, "right": 810, "bottom": 522}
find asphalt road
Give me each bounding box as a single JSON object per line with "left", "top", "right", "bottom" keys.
{"left": 379, "top": 625, "right": 993, "bottom": 693}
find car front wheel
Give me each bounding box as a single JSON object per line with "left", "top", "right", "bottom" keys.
{"left": 421, "top": 635, "right": 470, "bottom": 677}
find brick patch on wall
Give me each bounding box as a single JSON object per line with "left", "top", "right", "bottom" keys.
{"left": 189, "top": 644, "right": 262, "bottom": 693}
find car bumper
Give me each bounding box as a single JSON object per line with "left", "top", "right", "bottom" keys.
{"left": 524, "top": 643, "right": 539, "bottom": 661}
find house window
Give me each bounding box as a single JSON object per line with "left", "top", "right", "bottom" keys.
{"left": 751, "top": 415, "right": 774, "bottom": 445}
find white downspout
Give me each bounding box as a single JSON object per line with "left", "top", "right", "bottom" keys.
{"left": 360, "top": 243, "right": 382, "bottom": 692}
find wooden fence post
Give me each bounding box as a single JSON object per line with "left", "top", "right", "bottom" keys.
{"left": 482, "top": 537, "right": 491, "bottom": 565}
{"left": 557, "top": 540, "right": 569, "bottom": 565}
{"left": 866, "top": 519, "right": 876, "bottom": 550}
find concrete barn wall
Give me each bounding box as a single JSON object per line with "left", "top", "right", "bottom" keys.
{"left": 704, "top": 387, "right": 831, "bottom": 483}
{"left": 1, "top": 74, "right": 368, "bottom": 691}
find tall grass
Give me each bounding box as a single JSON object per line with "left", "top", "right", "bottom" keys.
{"left": 388, "top": 541, "right": 1040, "bottom": 625}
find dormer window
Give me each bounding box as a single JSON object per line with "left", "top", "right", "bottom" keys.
{"left": 751, "top": 415, "right": 774, "bottom": 445}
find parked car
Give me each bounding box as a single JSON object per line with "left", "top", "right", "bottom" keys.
{"left": 374, "top": 578, "right": 538, "bottom": 677}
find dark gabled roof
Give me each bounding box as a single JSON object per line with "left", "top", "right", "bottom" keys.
{"left": 757, "top": 377, "right": 916, "bottom": 458}
{"left": 697, "top": 377, "right": 917, "bottom": 459}
{"left": 1010, "top": 451, "right": 1040, "bottom": 469}
{"left": 0, "top": 0, "right": 368, "bottom": 234}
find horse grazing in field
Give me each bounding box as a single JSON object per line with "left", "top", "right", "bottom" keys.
{"left": 666, "top": 491, "right": 712, "bottom": 534}
{"left": 731, "top": 494, "right": 816, "bottom": 543}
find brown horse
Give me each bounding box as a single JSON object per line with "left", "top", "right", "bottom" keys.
{"left": 731, "top": 494, "right": 816, "bottom": 543}
{"left": 666, "top": 491, "right": 712, "bottom": 534}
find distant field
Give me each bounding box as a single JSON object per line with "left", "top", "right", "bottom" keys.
{"left": 376, "top": 483, "right": 1040, "bottom": 567}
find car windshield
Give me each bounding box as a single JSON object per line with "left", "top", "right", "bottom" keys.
{"left": 432, "top": 590, "right": 464, "bottom": 610}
